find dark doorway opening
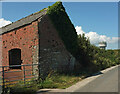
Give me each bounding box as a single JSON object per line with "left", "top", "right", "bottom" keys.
{"left": 9, "top": 48, "right": 22, "bottom": 69}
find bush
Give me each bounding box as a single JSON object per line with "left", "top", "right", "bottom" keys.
{"left": 76, "top": 33, "right": 119, "bottom": 72}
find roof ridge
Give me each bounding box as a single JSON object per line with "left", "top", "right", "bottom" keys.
{"left": 1, "top": 8, "right": 48, "bottom": 29}
{"left": 0, "top": 8, "right": 48, "bottom": 35}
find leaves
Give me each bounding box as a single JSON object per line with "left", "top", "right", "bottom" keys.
{"left": 47, "top": 1, "right": 78, "bottom": 57}
{"left": 47, "top": 1, "right": 119, "bottom": 72}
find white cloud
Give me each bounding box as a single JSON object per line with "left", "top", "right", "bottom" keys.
{"left": 0, "top": 18, "right": 12, "bottom": 28}
{"left": 75, "top": 26, "right": 119, "bottom": 49}
{"left": 75, "top": 26, "right": 85, "bottom": 35}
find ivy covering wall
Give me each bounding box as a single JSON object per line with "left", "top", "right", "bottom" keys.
{"left": 47, "top": 1, "right": 78, "bottom": 57}
{"left": 46, "top": 1, "right": 120, "bottom": 73}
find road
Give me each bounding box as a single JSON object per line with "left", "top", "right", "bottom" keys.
{"left": 37, "top": 65, "right": 119, "bottom": 94}
{"left": 74, "top": 66, "right": 118, "bottom": 92}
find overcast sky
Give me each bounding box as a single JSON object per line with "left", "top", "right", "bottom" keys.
{"left": 1, "top": 2, "right": 119, "bottom": 49}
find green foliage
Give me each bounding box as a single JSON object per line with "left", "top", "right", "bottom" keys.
{"left": 93, "top": 48, "right": 120, "bottom": 70}
{"left": 47, "top": 1, "right": 119, "bottom": 71}
{"left": 47, "top": 1, "right": 119, "bottom": 74}
{"left": 38, "top": 73, "right": 81, "bottom": 89}
{"left": 8, "top": 79, "right": 38, "bottom": 94}
{"left": 76, "top": 34, "right": 94, "bottom": 67}
{"left": 47, "top": 1, "right": 78, "bottom": 57}
{"left": 76, "top": 33, "right": 119, "bottom": 72}
{"left": 8, "top": 73, "right": 82, "bottom": 93}
{"left": 46, "top": 1, "right": 120, "bottom": 73}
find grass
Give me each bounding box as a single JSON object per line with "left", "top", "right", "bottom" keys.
{"left": 4, "top": 64, "right": 119, "bottom": 94}
{"left": 5, "top": 73, "right": 84, "bottom": 94}
{"left": 4, "top": 79, "right": 38, "bottom": 94}
{"left": 3, "top": 67, "right": 98, "bottom": 94}
{"left": 38, "top": 74, "right": 83, "bottom": 89}
{"left": 4, "top": 65, "right": 113, "bottom": 94}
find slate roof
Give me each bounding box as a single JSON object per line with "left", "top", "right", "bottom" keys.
{"left": 0, "top": 8, "right": 47, "bottom": 35}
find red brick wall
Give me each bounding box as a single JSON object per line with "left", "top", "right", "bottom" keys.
{"left": 1, "top": 21, "right": 39, "bottom": 80}
{"left": 2, "top": 21, "right": 38, "bottom": 67}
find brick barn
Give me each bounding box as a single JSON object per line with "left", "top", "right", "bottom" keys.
{"left": 0, "top": 2, "right": 77, "bottom": 81}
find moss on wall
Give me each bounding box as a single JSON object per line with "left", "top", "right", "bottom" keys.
{"left": 47, "top": 1, "right": 78, "bottom": 57}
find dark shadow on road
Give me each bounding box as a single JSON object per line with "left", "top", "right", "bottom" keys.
{"left": 85, "top": 71, "right": 103, "bottom": 78}
{"left": 91, "top": 71, "right": 103, "bottom": 76}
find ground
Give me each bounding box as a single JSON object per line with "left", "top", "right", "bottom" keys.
{"left": 37, "top": 65, "right": 118, "bottom": 93}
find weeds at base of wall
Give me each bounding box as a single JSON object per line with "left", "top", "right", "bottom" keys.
{"left": 2, "top": 63, "right": 119, "bottom": 94}
{"left": 3, "top": 71, "right": 83, "bottom": 94}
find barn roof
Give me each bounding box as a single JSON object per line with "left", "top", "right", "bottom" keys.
{"left": 0, "top": 8, "right": 47, "bottom": 35}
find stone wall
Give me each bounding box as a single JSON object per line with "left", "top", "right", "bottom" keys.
{"left": 38, "top": 15, "right": 75, "bottom": 78}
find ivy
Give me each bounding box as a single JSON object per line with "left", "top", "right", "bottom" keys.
{"left": 46, "top": 2, "right": 120, "bottom": 72}
{"left": 47, "top": 1, "right": 78, "bottom": 57}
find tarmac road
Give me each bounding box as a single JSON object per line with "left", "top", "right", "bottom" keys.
{"left": 37, "top": 65, "right": 119, "bottom": 94}
{"left": 74, "top": 66, "right": 118, "bottom": 92}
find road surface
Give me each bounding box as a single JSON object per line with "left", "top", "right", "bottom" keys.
{"left": 37, "top": 65, "right": 119, "bottom": 93}
{"left": 74, "top": 66, "right": 118, "bottom": 92}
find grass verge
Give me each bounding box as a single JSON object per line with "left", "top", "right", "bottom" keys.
{"left": 6, "top": 73, "right": 85, "bottom": 94}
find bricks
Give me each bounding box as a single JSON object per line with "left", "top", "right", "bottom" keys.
{"left": 1, "top": 14, "right": 76, "bottom": 81}
{"left": 2, "top": 21, "right": 38, "bottom": 66}
{"left": 1, "top": 21, "right": 39, "bottom": 80}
